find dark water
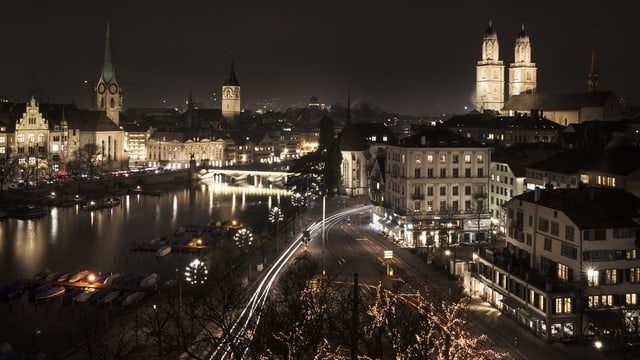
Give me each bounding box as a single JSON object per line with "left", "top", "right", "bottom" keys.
{"left": 0, "top": 181, "right": 289, "bottom": 357}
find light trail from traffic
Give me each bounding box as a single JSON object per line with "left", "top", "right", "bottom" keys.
{"left": 206, "top": 206, "right": 371, "bottom": 359}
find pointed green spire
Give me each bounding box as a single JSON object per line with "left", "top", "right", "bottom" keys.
{"left": 102, "top": 20, "right": 114, "bottom": 83}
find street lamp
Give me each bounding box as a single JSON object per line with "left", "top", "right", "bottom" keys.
{"left": 233, "top": 228, "right": 254, "bottom": 282}
{"left": 291, "top": 192, "right": 305, "bottom": 233}
{"left": 268, "top": 206, "right": 284, "bottom": 254}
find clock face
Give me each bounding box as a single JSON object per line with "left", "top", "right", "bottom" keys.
{"left": 108, "top": 83, "right": 118, "bottom": 95}
{"left": 97, "top": 83, "right": 106, "bottom": 94}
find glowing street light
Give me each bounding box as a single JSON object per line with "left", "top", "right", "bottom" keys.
{"left": 185, "top": 258, "right": 208, "bottom": 285}
{"left": 234, "top": 228, "right": 254, "bottom": 282}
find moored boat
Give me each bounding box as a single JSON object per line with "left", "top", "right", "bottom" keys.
{"left": 148, "top": 237, "right": 168, "bottom": 246}
{"left": 74, "top": 288, "right": 97, "bottom": 303}
{"left": 44, "top": 271, "right": 63, "bottom": 282}
{"left": 33, "top": 268, "right": 53, "bottom": 280}
{"left": 56, "top": 271, "right": 74, "bottom": 282}
{"left": 35, "top": 285, "right": 65, "bottom": 301}
{"left": 121, "top": 291, "right": 146, "bottom": 306}
{"left": 9, "top": 205, "right": 48, "bottom": 219}
{"left": 90, "top": 288, "right": 112, "bottom": 302}
{"left": 156, "top": 244, "right": 171, "bottom": 257}
{"left": 139, "top": 273, "right": 158, "bottom": 287}
{"left": 62, "top": 288, "right": 84, "bottom": 304}
{"left": 28, "top": 284, "right": 51, "bottom": 301}
{"left": 68, "top": 270, "right": 90, "bottom": 283}
{"left": 103, "top": 273, "right": 122, "bottom": 285}
{"left": 0, "top": 281, "right": 25, "bottom": 301}
{"left": 100, "top": 290, "right": 121, "bottom": 304}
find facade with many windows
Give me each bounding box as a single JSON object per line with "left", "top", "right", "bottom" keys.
{"left": 471, "top": 187, "right": 640, "bottom": 342}
{"left": 382, "top": 128, "right": 491, "bottom": 247}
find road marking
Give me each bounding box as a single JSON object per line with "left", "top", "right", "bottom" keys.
{"left": 355, "top": 238, "right": 369, "bottom": 241}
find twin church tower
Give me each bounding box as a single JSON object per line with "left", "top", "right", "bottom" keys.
{"left": 475, "top": 21, "right": 537, "bottom": 113}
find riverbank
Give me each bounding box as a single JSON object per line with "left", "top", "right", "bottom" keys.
{"left": 0, "top": 169, "right": 192, "bottom": 205}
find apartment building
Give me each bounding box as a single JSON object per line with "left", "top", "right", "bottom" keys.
{"left": 471, "top": 187, "right": 640, "bottom": 342}
{"left": 383, "top": 128, "right": 491, "bottom": 247}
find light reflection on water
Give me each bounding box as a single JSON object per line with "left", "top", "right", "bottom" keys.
{"left": 0, "top": 183, "right": 290, "bottom": 286}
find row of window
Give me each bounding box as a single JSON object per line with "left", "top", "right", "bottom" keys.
{"left": 586, "top": 267, "right": 640, "bottom": 285}
{"left": 414, "top": 185, "right": 477, "bottom": 196}
{"left": 412, "top": 153, "right": 483, "bottom": 165}
{"left": 413, "top": 200, "right": 482, "bottom": 213}
{"left": 413, "top": 167, "right": 485, "bottom": 178}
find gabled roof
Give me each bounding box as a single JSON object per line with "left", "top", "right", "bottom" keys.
{"left": 514, "top": 187, "right": 640, "bottom": 229}
{"left": 526, "top": 148, "right": 600, "bottom": 174}
{"left": 395, "top": 126, "right": 485, "bottom": 148}
{"left": 65, "top": 110, "right": 121, "bottom": 132}
{"left": 339, "top": 122, "right": 397, "bottom": 151}
{"left": 442, "top": 114, "right": 563, "bottom": 130}
{"left": 503, "top": 91, "right": 617, "bottom": 111}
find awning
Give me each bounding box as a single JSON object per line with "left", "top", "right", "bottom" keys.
{"left": 500, "top": 296, "right": 524, "bottom": 309}
{"left": 587, "top": 310, "right": 624, "bottom": 330}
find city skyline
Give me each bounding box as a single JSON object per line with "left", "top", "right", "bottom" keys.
{"left": 0, "top": 1, "right": 638, "bottom": 116}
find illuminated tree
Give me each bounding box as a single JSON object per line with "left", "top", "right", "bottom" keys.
{"left": 233, "top": 228, "right": 254, "bottom": 282}
{"left": 269, "top": 206, "right": 284, "bottom": 253}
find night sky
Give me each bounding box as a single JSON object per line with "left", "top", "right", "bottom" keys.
{"left": 1, "top": 1, "right": 637, "bottom": 116}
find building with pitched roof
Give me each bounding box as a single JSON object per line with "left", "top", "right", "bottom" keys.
{"left": 471, "top": 187, "right": 640, "bottom": 342}
{"left": 502, "top": 91, "right": 623, "bottom": 125}
{"left": 382, "top": 127, "right": 491, "bottom": 247}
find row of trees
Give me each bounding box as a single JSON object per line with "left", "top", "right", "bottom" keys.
{"left": 285, "top": 115, "right": 342, "bottom": 196}
{"left": 0, "top": 143, "right": 113, "bottom": 190}
{"left": 61, "top": 254, "right": 511, "bottom": 359}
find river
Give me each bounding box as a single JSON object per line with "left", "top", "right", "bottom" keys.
{"left": 0, "top": 179, "right": 291, "bottom": 357}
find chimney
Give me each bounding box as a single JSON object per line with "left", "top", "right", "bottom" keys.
{"left": 534, "top": 187, "right": 541, "bottom": 202}
{"left": 420, "top": 136, "right": 426, "bottom": 145}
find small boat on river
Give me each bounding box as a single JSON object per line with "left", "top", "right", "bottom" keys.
{"left": 68, "top": 270, "right": 90, "bottom": 283}
{"left": 0, "top": 281, "right": 25, "bottom": 301}
{"left": 33, "top": 268, "right": 53, "bottom": 280}
{"left": 74, "top": 288, "right": 96, "bottom": 303}
{"left": 100, "top": 290, "right": 121, "bottom": 304}
{"left": 9, "top": 205, "right": 48, "bottom": 219}
{"left": 36, "top": 285, "right": 65, "bottom": 301}
{"left": 139, "top": 273, "right": 158, "bottom": 287}
{"left": 156, "top": 245, "right": 171, "bottom": 257}
{"left": 121, "top": 291, "right": 146, "bottom": 306}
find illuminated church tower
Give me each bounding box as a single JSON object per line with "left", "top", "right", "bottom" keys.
{"left": 95, "top": 20, "right": 122, "bottom": 125}
{"left": 221, "top": 57, "right": 241, "bottom": 122}
{"left": 475, "top": 20, "right": 504, "bottom": 112}
{"left": 508, "top": 23, "right": 537, "bottom": 97}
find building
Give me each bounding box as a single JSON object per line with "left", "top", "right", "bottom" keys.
{"left": 221, "top": 58, "right": 241, "bottom": 122}
{"left": 95, "top": 21, "right": 122, "bottom": 126}
{"left": 503, "top": 92, "right": 623, "bottom": 126}
{"left": 475, "top": 21, "right": 505, "bottom": 112}
{"left": 382, "top": 127, "right": 492, "bottom": 247}
{"left": 475, "top": 21, "right": 538, "bottom": 113}
{"left": 472, "top": 187, "right": 640, "bottom": 342}
{"left": 441, "top": 112, "right": 563, "bottom": 147}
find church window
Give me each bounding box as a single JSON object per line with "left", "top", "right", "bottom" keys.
{"left": 110, "top": 98, "right": 115, "bottom": 108}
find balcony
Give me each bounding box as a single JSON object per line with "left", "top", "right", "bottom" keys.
{"left": 412, "top": 193, "right": 425, "bottom": 200}
{"left": 477, "top": 247, "right": 581, "bottom": 293}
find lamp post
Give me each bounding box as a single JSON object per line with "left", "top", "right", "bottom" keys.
{"left": 291, "top": 192, "right": 305, "bottom": 234}
{"left": 233, "top": 228, "right": 254, "bottom": 283}
{"left": 268, "top": 206, "right": 284, "bottom": 254}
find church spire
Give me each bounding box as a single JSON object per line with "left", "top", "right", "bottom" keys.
{"left": 101, "top": 19, "right": 115, "bottom": 83}
{"left": 587, "top": 30, "right": 599, "bottom": 92}
{"left": 224, "top": 53, "right": 239, "bottom": 86}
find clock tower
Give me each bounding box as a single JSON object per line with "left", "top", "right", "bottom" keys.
{"left": 475, "top": 20, "right": 504, "bottom": 112}
{"left": 221, "top": 57, "right": 240, "bottom": 122}
{"left": 96, "top": 20, "right": 122, "bottom": 125}
{"left": 508, "top": 23, "right": 537, "bottom": 98}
